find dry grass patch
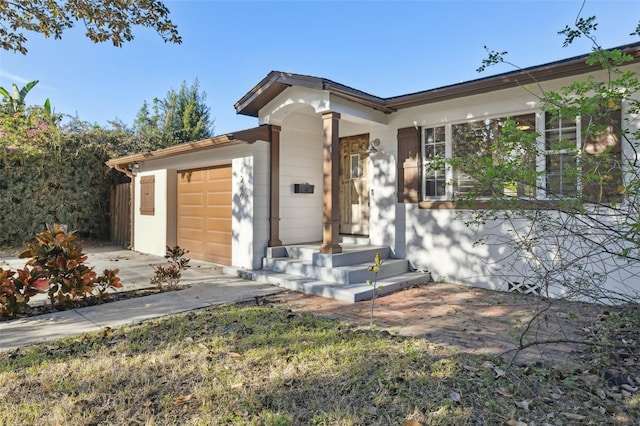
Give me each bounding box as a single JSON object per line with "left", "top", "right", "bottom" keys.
{"left": 0, "top": 303, "right": 637, "bottom": 425}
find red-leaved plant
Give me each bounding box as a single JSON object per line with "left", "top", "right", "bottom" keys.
{"left": 0, "top": 267, "right": 49, "bottom": 318}
{"left": 18, "top": 223, "right": 122, "bottom": 308}
{"left": 150, "top": 245, "right": 190, "bottom": 290}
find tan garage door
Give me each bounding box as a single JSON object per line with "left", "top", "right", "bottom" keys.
{"left": 177, "top": 165, "right": 232, "bottom": 265}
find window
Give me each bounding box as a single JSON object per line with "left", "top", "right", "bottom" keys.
{"left": 543, "top": 113, "right": 579, "bottom": 198}
{"left": 418, "top": 114, "right": 536, "bottom": 201}
{"left": 543, "top": 109, "right": 622, "bottom": 202}
{"left": 350, "top": 154, "right": 361, "bottom": 178}
{"left": 422, "top": 126, "right": 446, "bottom": 199}
{"left": 398, "top": 109, "right": 621, "bottom": 205}
{"left": 451, "top": 119, "right": 495, "bottom": 197}
{"left": 581, "top": 120, "right": 622, "bottom": 203}
{"left": 452, "top": 114, "right": 536, "bottom": 199}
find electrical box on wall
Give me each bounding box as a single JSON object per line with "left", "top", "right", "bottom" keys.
{"left": 294, "top": 183, "right": 314, "bottom": 194}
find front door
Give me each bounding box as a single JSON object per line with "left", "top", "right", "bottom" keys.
{"left": 339, "top": 134, "right": 370, "bottom": 235}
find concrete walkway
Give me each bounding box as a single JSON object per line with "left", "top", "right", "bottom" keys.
{"left": 0, "top": 245, "right": 281, "bottom": 351}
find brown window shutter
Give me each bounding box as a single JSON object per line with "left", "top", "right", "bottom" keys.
{"left": 140, "top": 176, "right": 155, "bottom": 215}
{"left": 397, "top": 127, "right": 422, "bottom": 203}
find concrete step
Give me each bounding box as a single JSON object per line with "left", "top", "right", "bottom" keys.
{"left": 243, "top": 269, "right": 431, "bottom": 303}
{"left": 263, "top": 257, "right": 410, "bottom": 284}
{"left": 340, "top": 235, "right": 370, "bottom": 245}
{"left": 312, "top": 246, "right": 390, "bottom": 268}
{"left": 266, "top": 243, "right": 390, "bottom": 267}
{"left": 254, "top": 243, "right": 432, "bottom": 302}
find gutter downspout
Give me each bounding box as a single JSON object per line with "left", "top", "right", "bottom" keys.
{"left": 113, "top": 164, "right": 135, "bottom": 251}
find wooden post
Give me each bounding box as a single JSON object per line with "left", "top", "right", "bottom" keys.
{"left": 321, "top": 112, "right": 342, "bottom": 254}
{"left": 268, "top": 125, "right": 282, "bottom": 247}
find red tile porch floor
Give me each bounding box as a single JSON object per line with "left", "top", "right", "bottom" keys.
{"left": 269, "top": 282, "right": 599, "bottom": 368}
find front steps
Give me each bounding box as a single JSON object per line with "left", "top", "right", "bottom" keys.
{"left": 242, "top": 242, "right": 431, "bottom": 303}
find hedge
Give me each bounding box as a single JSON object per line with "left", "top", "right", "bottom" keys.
{"left": 0, "top": 110, "right": 128, "bottom": 247}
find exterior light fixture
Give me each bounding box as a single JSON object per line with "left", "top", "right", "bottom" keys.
{"left": 128, "top": 161, "right": 140, "bottom": 175}
{"left": 366, "top": 138, "right": 381, "bottom": 155}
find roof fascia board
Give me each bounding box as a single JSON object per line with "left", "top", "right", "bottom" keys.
{"left": 106, "top": 126, "right": 270, "bottom": 168}
{"left": 236, "top": 43, "right": 640, "bottom": 118}
{"left": 386, "top": 54, "right": 639, "bottom": 110}
{"left": 235, "top": 71, "right": 389, "bottom": 117}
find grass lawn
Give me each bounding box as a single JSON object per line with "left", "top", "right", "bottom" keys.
{"left": 0, "top": 302, "right": 637, "bottom": 425}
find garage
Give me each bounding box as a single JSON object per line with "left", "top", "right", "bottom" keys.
{"left": 177, "top": 165, "right": 232, "bottom": 265}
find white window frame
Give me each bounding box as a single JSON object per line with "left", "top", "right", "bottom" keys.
{"left": 538, "top": 112, "right": 582, "bottom": 200}
{"left": 419, "top": 109, "right": 623, "bottom": 203}
{"left": 350, "top": 154, "right": 361, "bottom": 179}
{"left": 421, "top": 125, "right": 450, "bottom": 201}
{"left": 421, "top": 111, "right": 544, "bottom": 202}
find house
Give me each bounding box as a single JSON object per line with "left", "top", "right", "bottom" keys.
{"left": 107, "top": 43, "right": 640, "bottom": 302}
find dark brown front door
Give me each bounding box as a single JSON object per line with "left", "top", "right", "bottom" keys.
{"left": 339, "top": 134, "right": 370, "bottom": 235}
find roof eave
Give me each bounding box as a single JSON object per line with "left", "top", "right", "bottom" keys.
{"left": 386, "top": 43, "right": 640, "bottom": 110}
{"left": 234, "top": 71, "right": 390, "bottom": 117}
{"left": 106, "top": 126, "right": 271, "bottom": 169}
{"left": 236, "top": 43, "right": 640, "bottom": 117}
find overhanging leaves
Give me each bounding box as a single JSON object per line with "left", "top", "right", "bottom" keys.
{"left": 0, "top": 0, "right": 181, "bottom": 54}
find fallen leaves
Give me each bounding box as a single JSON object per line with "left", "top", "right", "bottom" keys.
{"left": 562, "top": 412, "right": 586, "bottom": 420}
{"left": 493, "top": 366, "right": 506, "bottom": 378}
{"left": 496, "top": 387, "right": 514, "bottom": 398}
{"left": 481, "top": 361, "right": 506, "bottom": 378}
{"left": 173, "top": 394, "right": 193, "bottom": 405}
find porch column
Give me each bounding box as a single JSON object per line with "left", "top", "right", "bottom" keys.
{"left": 268, "top": 125, "right": 282, "bottom": 247}
{"left": 321, "top": 112, "right": 342, "bottom": 254}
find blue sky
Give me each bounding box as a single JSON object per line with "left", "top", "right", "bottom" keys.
{"left": 1, "top": 0, "right": 639, "bottom": 135}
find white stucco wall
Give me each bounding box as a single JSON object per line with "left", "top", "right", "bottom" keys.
{"left": 397, "top": 206, "right": 640, "bottom": 303}
{"left": 278, "top": 111, "right": 324, "bottom": 244}
{"left": 251, "top": 141, "right": 271, "bottom": 268}
{"left": 230, "top": 141, "right": 271, "bottom": 269}
{"left": 133, "top": 169, "right": 168, "bottom": 257}
{"left": 232, "top": 156, "right": 254, "bottom": 269}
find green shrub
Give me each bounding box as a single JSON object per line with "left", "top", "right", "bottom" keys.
{"left": 0, "top": 108, "right": 128, "bottom": 247}
{"left": 18, "top": 224, "right": 122, "bottom": 307}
